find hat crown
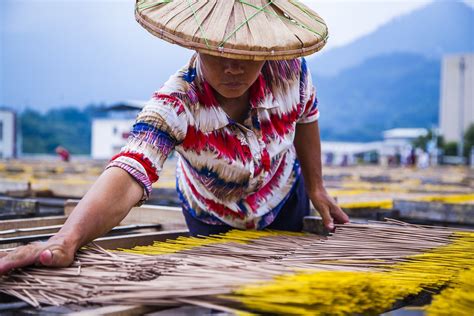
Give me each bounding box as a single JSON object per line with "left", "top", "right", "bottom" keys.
{"left": 135, "top": 0, "right": 328, "bottom": 60}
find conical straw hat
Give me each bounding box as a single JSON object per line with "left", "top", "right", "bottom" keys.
{"left": 135, "top": 0, "right": 329, "bottom": 61}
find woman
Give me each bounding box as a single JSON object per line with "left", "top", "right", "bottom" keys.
{"left": 0, "top": 0, "right": 348, "bottom": 273}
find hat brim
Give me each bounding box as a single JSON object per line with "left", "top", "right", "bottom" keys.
{"left": 135, "top": 0, "right": 329, "bottom": 61}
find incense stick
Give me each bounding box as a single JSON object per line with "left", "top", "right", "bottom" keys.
{"left": 0, "top": 221, "right": 471, "bottom": 315}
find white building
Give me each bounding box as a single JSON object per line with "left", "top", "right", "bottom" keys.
{"left": 381, "top": 128, "right": 428, "bottom": 151}
{"left": 91, "top": 101, "right": 144, "bottom": 159}
{"left": 439, "top": 54, "right": 474, "bottom": 143}
{"left": 322, "top": 129, "right": 430, "bottom": 166}
{"left": 0, "top": 109, "right": 17, "bottom": 159}
{"left": 321, "top": 141, "right": 382, "bottom": 166}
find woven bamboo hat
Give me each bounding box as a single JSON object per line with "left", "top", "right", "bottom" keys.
{"left": 135, "top": 0, "right": 329, "bottom": 61}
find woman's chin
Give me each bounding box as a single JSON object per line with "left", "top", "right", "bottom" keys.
{"left": 217, "top": 87, "right": 248, "bottom": 99}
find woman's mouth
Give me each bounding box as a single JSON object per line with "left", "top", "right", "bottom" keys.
{"left": 222, "top": 82, "right": 244, "bottom": 89}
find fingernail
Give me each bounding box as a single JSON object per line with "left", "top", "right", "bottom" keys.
{"left": 39, "top": 250, "right": 53, "bottom": 266}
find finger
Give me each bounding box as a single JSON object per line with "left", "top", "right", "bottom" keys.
{"left": 0, "top": 252, "right": 13, "bottom": 274}
{"left": 0, "top": 245, "right": 41, "bottom": 275}
{"left": 316, "top": 204, "right": 334, "bottom": 231}
{"left": 38, "top": 248, "right": 72, "bottom": 267}
{"left": 38, "top": 249, "right": 54, "bottom": 266}
{"left": 331, "top": 204, "right": 350, "bottom": 224}
{"left": 0, "top": 258, "right": 14, "bottom": 275}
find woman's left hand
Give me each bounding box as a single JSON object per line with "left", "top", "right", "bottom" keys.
{"left": 308, "top": 187, "right": 349, "bottom": 231}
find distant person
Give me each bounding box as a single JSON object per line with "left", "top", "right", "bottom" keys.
{"left": 325, "top": 152, "right": 334, "bottom": 166}
{"left": 0, "top": 1, "right": 348, "bottom": 274}
{"left": 417, "top": 150, "right": 430, "bottom": 169}
{"left": 409, "top": 147, "right": 417, "bottom": 166}
{"left": 401, "top": 145, "right": 412, "bottom": 167}
{"left": 55, "top": 146, "right": 70, "bottom": 162}
{"left": 394, "top": 148, "right": 401, "bottom": 166}
{"left": 341, "top": 154, "right": 349, "bottom": 166}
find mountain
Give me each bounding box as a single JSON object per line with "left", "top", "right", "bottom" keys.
{"left": 310, "top": 1, "right": 474, "bottom": 76}
{"left": 315, "top": 53, "right": 440, "bottom": 141}
{"left": 310, "top": 1, "right": 473, "bottom": 141}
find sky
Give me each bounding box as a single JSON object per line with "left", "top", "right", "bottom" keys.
{"left": 302, "top": 0, "right": 473, "bottom": 49}
{"left": 303, "top": 0, "right": 429, "bottom": 49}
{"left": 1, "top": 0, "right": 473, "bottom": 110}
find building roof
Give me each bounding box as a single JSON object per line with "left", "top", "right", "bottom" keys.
{"left": 105, "top": 100, "right": 145, "bottom": 112}
{"left": 0, "top": 107, "right": 15, "bottom": 114}
{"left": 383, "top": 128, "right": 428, "bottom": 139}
{"left": 321, "top": 141, "right": 383, "bottom": 154}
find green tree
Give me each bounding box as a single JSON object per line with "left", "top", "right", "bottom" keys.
{"left": 463, "top": 123, "right": 474, "bottom": 158}
{"left": 20, "top": 105, "right": 106, "bottom": 155}
{"left": 443, "top": 142, "right": 458, "bottom": 156}
{"left": 412, "top": 129, "right": 443, "bottom": 151}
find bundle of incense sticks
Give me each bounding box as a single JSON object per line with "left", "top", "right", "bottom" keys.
{"left": 427, "top": 266, "right": 474, "bottom": 316}
{"left": 0, "top": 220, "right": 472, "bottom": 315}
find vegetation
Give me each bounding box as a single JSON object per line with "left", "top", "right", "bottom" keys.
{"left": 411, "top": 125, "right": 474, "bottom": 161}
{"left": 412, "top": 129, "right": 444, "bottom": 152}
{"left": 314, "top": 53, "right": 440, "bottom": 141}
{"left": 442, "top": 142, "right": 458, "bottom": 157}
{"left": 463, "top": 123, "right": 474, "bottom": 157}
{"left": 19, "top": 105, "right": 105, "bottom": 155}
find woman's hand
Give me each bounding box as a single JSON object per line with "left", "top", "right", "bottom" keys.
{"left": 293, "top": 121, "right": 349, "bottom": 231}
{"left": 0, "top": 236, "right": 76, "bottom": 275}
{"left": 308, "top": 187, "right": 349, "bottom": 231}
{"left": 0, "top": 168, "right": 143, "bottom": 276}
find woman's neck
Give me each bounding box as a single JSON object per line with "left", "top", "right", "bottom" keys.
{"left": 216, "top": 90, "right": 250, "bottom": 124}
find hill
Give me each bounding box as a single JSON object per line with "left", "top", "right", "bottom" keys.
{"left": 315, "top": 53, "right": 440, "bottom": 141}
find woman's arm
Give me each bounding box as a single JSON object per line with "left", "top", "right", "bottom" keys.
{"left": 0, "top": 167, "right": 143, "bottom": 274}
{"left": 0, "top": 89, "right": 188, "bottom": 275}
{"left": 294, "top": 120, "right": 349, "bottom": 231}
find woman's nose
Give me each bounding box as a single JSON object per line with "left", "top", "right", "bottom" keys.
{"left": 224, "top": 60, "right": 244, "bottom": 75}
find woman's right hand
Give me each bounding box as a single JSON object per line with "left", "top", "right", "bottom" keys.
{"left": 0, "top": 168, "right": 144, "bottom": 276}
{"left": 0, "top": 237, "right": 76, "bottom": 275}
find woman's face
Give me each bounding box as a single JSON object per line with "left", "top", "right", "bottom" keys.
{"left": 198, "top": 53, "right": 265, "bottom": 100}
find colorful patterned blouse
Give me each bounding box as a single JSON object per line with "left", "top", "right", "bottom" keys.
{"left": 107, "top": 56, "right": 319, "bottom": 229}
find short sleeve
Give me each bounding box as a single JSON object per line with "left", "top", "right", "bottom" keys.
{"left": 297, "top": 58, "right": 320, "bottom": 124}
{"left": 106, "top": 93, "right": 188, "bottom": 204}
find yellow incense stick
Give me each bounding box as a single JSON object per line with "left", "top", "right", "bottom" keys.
{"left": 338, "top": 200, "right": 393, "bottom": 209}
{"left": 121, "top": 229, "right": 305, "bottom": 255}
{"left": 415, "top": 193, "right": 474, "bottom": 204}
{"left": 426, "top": 266, "right": 474, "bottom": 316}
{"left": 230, "top": 232, "right": 474, "bottom": 315}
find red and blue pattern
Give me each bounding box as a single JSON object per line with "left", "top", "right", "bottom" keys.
{"left": 107, "top": 56, "right": 319, "bottom": 229}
